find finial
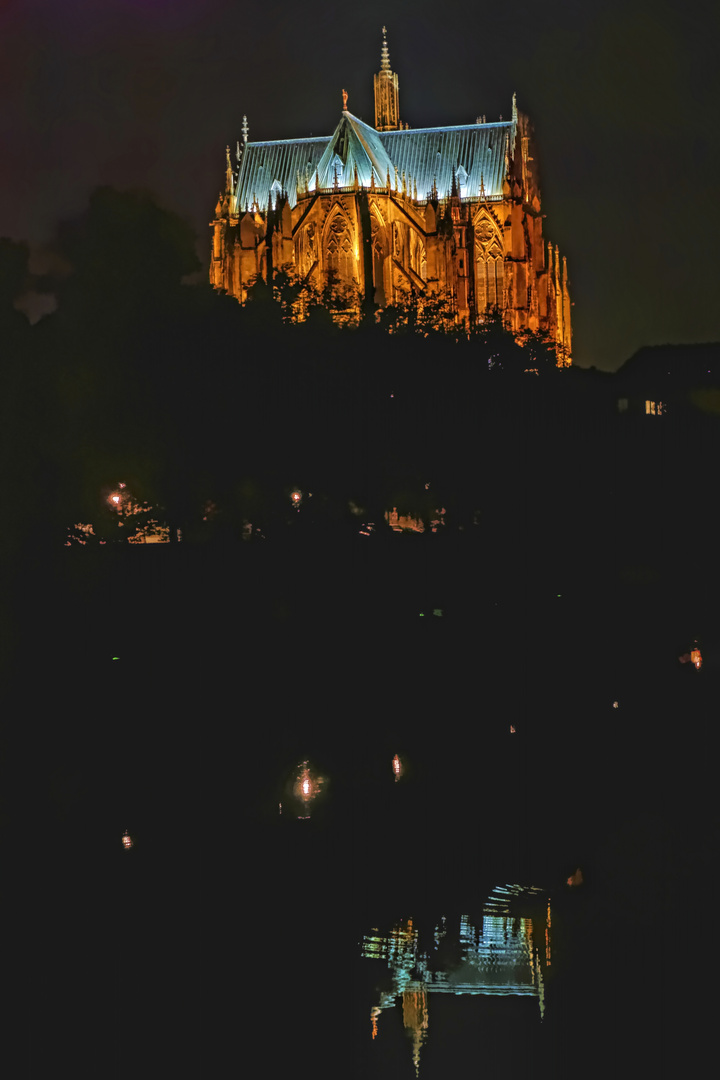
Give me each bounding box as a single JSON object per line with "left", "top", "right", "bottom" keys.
{"left": 225, "top": 146, "right": 234, "bottom": 196}
{"left": 342, "top": 88, "right": 348, "bottom": 111}
{"left": 236, "top": 140, "right": 242, "bottom": 161}
{"left": 380, "top": 26, "right": 391, "bottom": 72}
{"left": 512, "top": 91, "right": 518, "bottom": 123}
{"left": 241, "top": 115, "right": 249, "bottom": 145}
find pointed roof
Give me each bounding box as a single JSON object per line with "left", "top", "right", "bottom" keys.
{"left": 314, "top": 111, "right": 396, "bottom": 190}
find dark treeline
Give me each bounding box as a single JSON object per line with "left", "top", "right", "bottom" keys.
{"left": 2, "top": 188, "right": 719, "bottom": 661}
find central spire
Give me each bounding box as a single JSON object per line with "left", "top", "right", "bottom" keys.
{"left": 374, "top": 27, "right": 401, "bottom": 131}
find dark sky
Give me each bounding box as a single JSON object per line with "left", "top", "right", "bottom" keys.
{"left": 2, "top": 0, "right": 718, "bottom": 369}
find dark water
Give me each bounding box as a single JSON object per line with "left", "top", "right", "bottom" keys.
{"left": 3, "top": 544, "right": 717, "bottom": 1077}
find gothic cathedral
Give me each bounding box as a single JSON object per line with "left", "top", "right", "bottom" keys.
{"left": 210, "top": 29, "right": 572, "bottom": 363}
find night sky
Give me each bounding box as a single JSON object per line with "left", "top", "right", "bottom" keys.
{"left": 3, "top": 0, "right": 719, "bottom": 370}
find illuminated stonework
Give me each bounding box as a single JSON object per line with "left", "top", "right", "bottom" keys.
{"left": 211, "top": 32, "right": 572, "bottom": 364}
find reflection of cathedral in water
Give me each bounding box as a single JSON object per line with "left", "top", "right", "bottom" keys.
{"left": 361, "top": 885, "right": 551, "bottom": 1077}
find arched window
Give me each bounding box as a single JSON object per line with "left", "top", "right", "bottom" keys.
{"left": 409, "top": 229, "right": 426, "bottom": 280}
{"left": 474, "top": 213, "right": 505, "bottom": 314}
{"left": 324, "top": 211, "right": 356, "bottom": 288}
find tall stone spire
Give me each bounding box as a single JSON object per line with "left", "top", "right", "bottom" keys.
{"left": 374, "top": 27, "right": 401, "bottom": 131}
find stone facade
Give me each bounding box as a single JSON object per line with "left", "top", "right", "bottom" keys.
{"left": 210, "top": 29, "right": 572, "bottom": 363}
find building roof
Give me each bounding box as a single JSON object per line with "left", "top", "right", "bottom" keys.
{"left": 616, "top": 343, "right": 720, "bottom": 388}
{"left": 232, "top": 111, "right": 516, "bottom": 214}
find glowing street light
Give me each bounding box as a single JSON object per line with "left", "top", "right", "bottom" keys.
{"left": 392, "top": 754, "right": 403, "bottom": 780}
{"left": 292, "top": 760, "right": 324, "bottom": 817}
{"left": 290, "top": 489, "right": 303, "bottom": 510}
{"left": 121, "top": 830, "right": 133, "bottom": 850}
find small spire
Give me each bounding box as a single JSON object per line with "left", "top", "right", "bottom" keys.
{"left": 236, "top": 140, "right": 242, "bottom": 161}
{"left": 333, "top": 163, "right": 340, "bottom": 191}
{"left": 479, "top": 172, "right": 486, "bottom": 199}
{"left": 450, "top": 166, "right": 458, "bottom": 198}
{"left": 386, "top": 167, "right": 391, "bottom": 190}
{"left": 431, "top": 176, "right": 438, "bottom": 201}
{"left": 370, "top": 168, "right": 376, "bottom": 192}
{"left": 413, "top": 177, "right": 418, "bottom": 201}
{"left": 354, "top": 163, "right": 359, "bottom": 190}
{"left": 241, "top": 115, "right": 249, "bottom": 145}
{"left": 401, "top": 170, "right": 406, "bottom": 195}
{"left": 512, "top": 91, "right": 518, "bottom": 123}
{"left": 504, "top": 131, "right": 511, "bottom": 175}
{"left": 394, "top": 165, "right": 399, "bottom": 190}
{"left": 380, "top": 26, "right": 391, "bottom": 72}
{"left": 225, "top": 146, "right": 234, "bottom": 196}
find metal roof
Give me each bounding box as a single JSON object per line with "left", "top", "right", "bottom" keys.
{"left": 379, "top": 122, "right": 514, "bottom": 201}
{"left": 234, "top": 136, "right": 329, "bottom": 214}
{"left": 232, "top": 113, "right": 515, "bottom": 214}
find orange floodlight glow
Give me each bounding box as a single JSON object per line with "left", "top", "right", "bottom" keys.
{"left": 293, "top": 760, "right": 325, "bottom": 810}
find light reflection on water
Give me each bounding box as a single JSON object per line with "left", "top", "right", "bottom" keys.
{"left": 360, "top": 885, "right": 551, "bottom": 1077}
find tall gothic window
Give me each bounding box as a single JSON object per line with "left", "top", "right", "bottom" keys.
{"left": 409, "top": 229, "right": 426, "bottom": 281}
{"left": 324, "top": 212, "right": 356, "bottom": 288}
{"left": 474, "top": 213, "right": 505, "bottom": 314}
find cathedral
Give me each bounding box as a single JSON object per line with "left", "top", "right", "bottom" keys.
{"left": 210, "top": 29, "right": 572, "bottom": 363}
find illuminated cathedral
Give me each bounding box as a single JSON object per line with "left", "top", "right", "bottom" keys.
{"left": 210, "top": 29, "right": 572, "bottom": 362}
